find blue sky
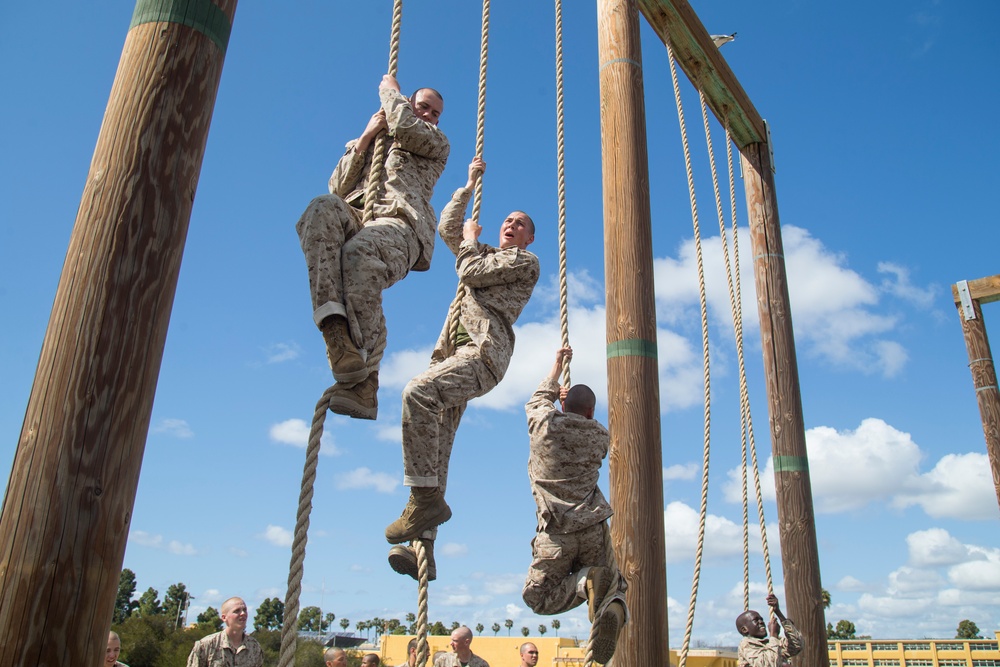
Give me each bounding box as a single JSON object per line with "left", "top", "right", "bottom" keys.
{"left": 2, "top": 0, "right": 999, "bottom": 648}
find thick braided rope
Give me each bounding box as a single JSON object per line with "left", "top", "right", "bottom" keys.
{"left": 415, "top": 540, "right": 431, "bottom": 667}
{"left": 470, "top": 0, "right": 490, "bottom": 225}
{"left": 663, "top": 40, "right": 712, "bottom": 667}
{"left": 445, "top": 0, "right": 491, "bottom": 347}
{"left": 583, "top": 619, "right": 599, "bottom": 667}
{"left": 554, "top": 0, "right": 571, "bottom": 387}
{"left": 362, "top": 0, "right": 403, "bottom": 225}
{"left": 278, "top": 385, "right": 337, "bottom": 667}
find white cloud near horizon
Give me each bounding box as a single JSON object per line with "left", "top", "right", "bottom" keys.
{"left": 129, "top": 530, "right": 196, "bottom": 555}
{"left": 152, "top": 418, "right": 193, "bottom": 439}
{"left": 264, "top": 341, "right": 301, "bottom": 364}
{"left": 259, "top": 524, "right": 293, "bottom": 548}
{"left": 269, "top": 418, "right": 340, "bottom": 456}
{"left": 334, "top": 467, "right": 399, "bottom": 494}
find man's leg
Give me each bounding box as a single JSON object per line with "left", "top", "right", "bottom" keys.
{"left": 296, "top": 195, "right": 367, "bottom": 384}
{"left": 522, "top": 531, "right": 583, "bottom": 616}
{"left": 586, "top": 522, "right": 628, "bottom": 664}
{"left": 385, "top": 347, "right": 496, "bottom": 544}
{"left": 329, "top": 219, "right": 418, "bottom": 419}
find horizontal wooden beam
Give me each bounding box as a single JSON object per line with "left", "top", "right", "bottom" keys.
{"left": 953, "top": 274, "right": 1000, "bottom": 305}
{"left": 637, "top": 0, "right": 766, "bottom": 148}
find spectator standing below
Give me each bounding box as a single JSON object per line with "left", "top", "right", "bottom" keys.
{"left": 362, "top": 653, "right": 382, "bottom": 667}
{"left": 386, "top": 156, "right": 539, "bottom": 581}
{"left": 433, "top": 626, "right": 489, "bottom": 667}
{"left": 186, "top": 597, "right": 263, "bottom": 667}
{"left": 297, "top": 74, "right": 449, "bottom": 420}
{"left": 736, "top": 594, "right": 804, "bottom": 667}
{"left": 520, "top": 347, "right": 627, "bottom": 665}
{"left": 518, "top": 642, "right": 539, "bottom": 667}
{"left": 396, "top": 638, "right": 418, "bottom": 667}
{"left": 324, "top": 647, "right": 348, "bottom": 667}
{"left": 105, "top": 631, "right": 128, "bottom": 667}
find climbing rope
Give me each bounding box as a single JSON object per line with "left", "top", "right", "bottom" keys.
{"left": 362, "top": 0, "right": 404, "bottom": 225}
{"left": 446, "top": 0, "right": 491, "bottom": 354}
{"left": 554, "top": 0, "right": 571, "bottom": 387}
{"left": 414, "top": 539, "right": 431, "bottom": 667}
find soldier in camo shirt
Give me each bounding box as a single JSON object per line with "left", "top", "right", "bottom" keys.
{"left": 296, "top": 74, "right": 449, "bottom": 420}
{"left": 384, "top": 156, "right": 539, "bottom": 581}
{"left": 520, "top": 347, "right": 627, "bottom": 665}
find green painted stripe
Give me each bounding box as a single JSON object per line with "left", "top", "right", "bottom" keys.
{"left": 607, "top": 339, "right": 658, "bottom": 360}
{"left": 130, "top": 0, "right": 232, "bottom": 53}
{"left": 773, "top": 455, "right": 808, "bottom": 473}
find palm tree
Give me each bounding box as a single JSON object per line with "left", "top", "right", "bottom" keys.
{"left": 551, "top": 619, "right": 560, "bottom": 636}
{"left": 521, "top": 626, "right": 530, "bottom": 637}
{"left": 505, "top": 619, "right": 514, "bottom": 636}
{"left": 491, "top": 622, "right": 500, "bottom": 636}
{"left": 538, "top": 624, "right": 547, "bottom": 636}
{"left": 475, "top": 623, "right": 484, "bottom": 634}
{"left": 821, "top": 588, "right": 831, "bottom": 610}
{"left": 340, "top": 618, "right": 349, "bottom": 631}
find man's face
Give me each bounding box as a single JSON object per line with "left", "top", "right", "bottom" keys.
{"left": 221, "top": 599, "right": 249, "bottom": 632}
{"left": 450, "top": 631, "right": 472, "bottom": 654}
{"left": 499, "top": 211, "right": 534, "bottom": 250}
{"left": 326, "top": 652, "right": 348, "bottom": 667}
{"left": 362, "top": 656, "right": 379, "bottom": 667}
{"left": 743, "top": 611, "right": 768, "bottom": 639}
{"left": 412, "top": 89, "right": 443, "bottom": 126}
{"left": 105, "top": 635, "right": 121, "bottom": 666}
{"left": 521, "top": 644, "right": 539, "bottom": 667}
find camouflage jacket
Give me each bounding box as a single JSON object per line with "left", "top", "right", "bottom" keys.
{"left": 433, "top": 652, "right": 490, "bottom": 667}
{"left": 526, "top": 376, "right": 613, "bottom": 534}
{"left": 186, "top": 631, "right": 263, "bottom": 667}
{"left": 737, "top": 620, "right": 804, "bottom": 667}
{"left": 431, "top": 186, "right": 539, "bottom": 381}
{"left": 328, "top": 88, "right": 449, "bottom": 272}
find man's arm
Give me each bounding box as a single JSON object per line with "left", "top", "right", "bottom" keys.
{"left": 380, "top": 80, "right": 449, "bottom": 160}
{"left": 438, "top": 157, "right": 484, "bottom": 255}
{"left": 526, "top": 348, "right": 571, "bottom": 424}
{"left": 328, "top": 110, "right": 387, "bottom": 197}
{"left": 456, "top": 244, "right": 539, "bottom": 288}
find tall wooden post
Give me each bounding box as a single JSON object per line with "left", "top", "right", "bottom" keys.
{"left": 0, "top": 1, "right": 237, "bottom": 664}
{"left": 952, "top": 276, "right": 1000, "bottom": 510}
{"left": 598, "top": 0, "right": 670, "bottom": 664}
{"left": 741, "top": 142, "right": 828, "bottom": 667}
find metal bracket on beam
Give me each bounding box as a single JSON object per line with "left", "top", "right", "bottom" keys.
{"left": 764, "top": 119, "right": 776, "bottom": 173}
{"left": 957, "top": 280, "right": 977, "bottom": 320}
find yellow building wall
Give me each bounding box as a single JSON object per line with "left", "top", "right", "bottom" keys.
{"left": 827, "top": 632, "right": 1000, "bottom": 667}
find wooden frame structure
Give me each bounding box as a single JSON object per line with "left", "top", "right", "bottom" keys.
{"left": 599, "top": 1, "right": 827, "bottom": 666}
{"left": 0, "top": 0, "right": 827, "bottom": 665}
{"left": 952, "top": 275, "right": 1000, "bottom": 510}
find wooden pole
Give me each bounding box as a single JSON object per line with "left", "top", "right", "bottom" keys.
{"left": 952, "top": 276, "right": 1000, "bottom": 510}
{"left": 741, "top": 142, "right": 828, "bottom": 667}
{"left": 0, "top": 1, "right": 237, "bottom": 664}
{"left": 597, "top": 0, "right": 670, "bottom": 665}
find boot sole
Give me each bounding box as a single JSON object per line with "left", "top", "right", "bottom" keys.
{"left": 385, "top": 505, "right": 452, "bottom": 544}
{"left": 329, "top": 394, "right": 377, "bottom": 420}
{"left": 387, "top": 546, "right": 437, "bottom": 582}
{"left": 592, "top": 604, "right": 623, "bottom": 664}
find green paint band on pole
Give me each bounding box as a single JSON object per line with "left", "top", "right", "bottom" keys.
{"left": 131, "top": 0, "right": 232, "bottom": 53}
{"left": 607, "top": 339, "right": 657, "bottom": 360}
{"left": 773, "top": 455, "right": 808, "bottom": 473}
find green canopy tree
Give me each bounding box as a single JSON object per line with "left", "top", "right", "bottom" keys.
{"left": 254, "top": 598, "right": 284, "bottom": 632}
{"left": 299, "top": 606, "right": 323, "bottom": 632}
{"left": 114, "top": 568, "right": 139, "bottom": 623}
{"left": 136, "top": 587, "right": 162, "bottom": 618}
{"left": 429, "top": 621, "right": 448, "bottom": 635}
{"left": 162, "top": 582, "right": 189, "bottom": 628}
{"left": 827, "top": 620, "right": 857, "bottom": 640}
{"left": 957, "top": 620, "right": 982, "bottom": 639}
{"left": 197, "top": 607, "right": 223, "bottom": 631}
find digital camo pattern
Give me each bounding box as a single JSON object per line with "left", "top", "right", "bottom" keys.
{"left": 433, "top": 652, "right": 490, "bottom": 667}
{"left": 737, "top": 620, "right": 805, "bottom": 667}
{"left": 186, "top": 631, "right": 263, "bottom": 667}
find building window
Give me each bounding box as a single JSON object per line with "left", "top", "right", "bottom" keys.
{"left": 873, "top": 644, "right": 901, "bottom": 652}
{"left": 874, "top": 660, "right": 900, "bottom": 666}
{"left": 843, "top": 644, "right": 869, "bottom": 652}
{"left": 904, "top": 660, "right": 934, "bottom": 666}
{"left": 904, "top": 645, "right": 932, "bottom": 652}
{"left": 938, "top": 660, "right": 968, "bottom": 667}
{"left": 938, "top": 644, "right": 966, "bottom": 652}
{"left": 843, "top": 660, "right": 869, "bottom": 666}
{"left": 972, "top": 661, "right": 1000, "bottom": 666}
{"left": 972, "top": 646, "right": 999, "bottom": 652}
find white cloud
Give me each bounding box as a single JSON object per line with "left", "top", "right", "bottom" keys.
{"left": 878, "top": 262, "right": 936, "bottom": 309}
{"left": 259, "top": 524, "right": 293, "bottom": 548}
{"left": 664, "top": 463, "right": 698, "bottom": 481}
{"left": 475, "top": 572, "right": 524, "bottom": 596}
{"left": 892, "top": 453, "right": 1000, "bottom": 520}
{"left": 129, "top": 530, "right": 196, "bottom": 556}
{"left": 663, "top": 501, "right": 751, "bottom": 563}
{"left": 906, "top": 528, "right": 969, "bottom": 567}
{"left": 836, "top": 575, "right": 868, "bottom": 592}
{"left": 886, "top": 566, "right": 945, "bottom": 596}
{"left": 264, "top": 341, "right": 301, "bottom": 364}
{"left": 269, "top": 418, "right": 340, "bottom": 456}
{"left": 152, "top": 418, "right": 193, "bottom": 439}
{"left": 334, "top": 467, "right": 399, "bottom": 494}
{"left": 440, "top": 542, "right": 468, "bottom": 557}
{"left": 857, "top": 592, "right": 932, "bottom": 617}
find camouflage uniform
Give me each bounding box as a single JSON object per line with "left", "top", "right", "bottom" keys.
{"left": 401, "top": 185, "right": 540, "bottom": 497}
{"left": 521, "top": 376, "right": 626, "bottom": 616}
{"left": 738, "top": 620, "right": 804, "bottom": 667}
{"left": 296, "top": 88, "right": 449, "bottom": 375}
{"left": 433, "top": 652, "right": 489, "bottom": 667}
{"left": 186, "top": 631, "right": 263, "bottom": 667}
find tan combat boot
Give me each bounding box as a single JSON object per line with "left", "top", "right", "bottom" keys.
{"left": 592, "top": 599, "right": 625, "bottom": 664}
{"left": 387, "top": 539, "right": 437, "bottom": 581}
{"left": 320, "top": 315, "right": 367, "bottom": 384}
{"left": 328, "top": 373, "right": 378, "bottom": 420}
{"left": 585, "top": 566, "right": 611, "bottom": 622}
{"left": 385, "top": 488, "right": 452, "bottom": 544}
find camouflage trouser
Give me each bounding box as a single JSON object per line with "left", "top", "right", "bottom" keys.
{"left": 296, "top": 194, "right": 418, "bottom": 372}
{"left": 522, "top": 522, "right": 626, "bottom": 616}
{"left": 401, "top": 344, "right": 498, "bottom": 491}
